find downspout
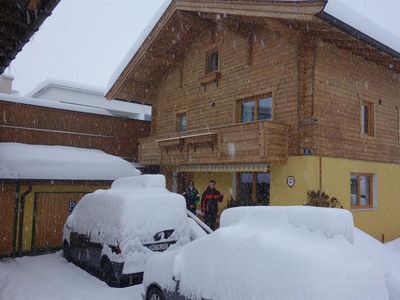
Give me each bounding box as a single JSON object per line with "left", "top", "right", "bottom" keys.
{"left": 18, "top": 181, "right": 32, "bottom": 256}
{"left": 12, "top": 181, "right": 20, "bottom": 257}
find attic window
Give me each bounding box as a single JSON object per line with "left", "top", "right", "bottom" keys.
{"left": 206, "top": 49, "right": 219, "bottom": 74}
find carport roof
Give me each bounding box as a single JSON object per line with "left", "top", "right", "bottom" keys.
{"left": 0, "top": 143, "right": 140, "bottom": 181}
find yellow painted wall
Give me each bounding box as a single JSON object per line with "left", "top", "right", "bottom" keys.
{"left": 270, "top": 156, "right": 320, "bottom": 205}
{"left": 20, "top": 183, "right": 108, "bottom": 252}
{"left": 270, "top": 155, "right": 400, "bottom": 242}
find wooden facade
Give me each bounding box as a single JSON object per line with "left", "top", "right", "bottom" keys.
{"left": 107, "top": 0, "right": 400, "bottom": 167}
{"left": 0, "top": 100, "right": 150, "bottom": 161}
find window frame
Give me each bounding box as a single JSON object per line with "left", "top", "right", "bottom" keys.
{"left": 205, "top": 48, "right": 220, "bottom": 74}
{"left": 350, "top": 173, "right": 374, "bottom": 210}
{"left": 236, "top": 172, "right": 270, "bottom": 203}
{"left": 237, "top": 94, "right": 273, "bottom": 123}
{"left": 176, "top": 112, "right": 187, "bottom": 132}
{"left": 361, "top": 100, "right": 375, "bottom": 137}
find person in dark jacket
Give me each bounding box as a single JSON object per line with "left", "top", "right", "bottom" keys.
{"left": 183, "top": 180, "right": 200, "bottom": 215}
{"left": 201, "top": 180, "right": 224, "bottom": 230}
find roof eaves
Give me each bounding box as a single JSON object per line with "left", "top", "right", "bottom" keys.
{"left": 318, "top": 11, "right": 400, "bottom": 61}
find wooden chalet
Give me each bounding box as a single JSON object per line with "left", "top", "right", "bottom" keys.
{"left": 107, "top": 0, "right": 400, "bottom": 242}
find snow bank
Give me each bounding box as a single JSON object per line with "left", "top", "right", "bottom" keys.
{"left": 354, "top": 229, "right": 400, "bottom": 300}
{"left": 0, "top": 143, "right": 140, "bottom": 180}
{"left": 221, "top": 206, "right": 354, "bottom": 243}
{"left": 145, "top": 207, "right": 388, "bottom": 300}
{"left": 67, "top": 175, "right": 190, "bottom": 273}
{"left": 386, "top": 238, "right": 400, "bottom": 253}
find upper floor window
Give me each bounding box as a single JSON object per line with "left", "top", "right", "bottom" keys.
{"left": 361, "top": 101, "right": 374, "bottom": 136}
{"left": 239, "top": 95, "right": 273, "bottom": 123}
{"left": 205, "top": 49, "right": 219, "bottom": 74}
{"left": 350, "top": 173, "right": 374, "bottom": 209}
{"left": 176, "top": 112, "right": 187, "bottom": 132}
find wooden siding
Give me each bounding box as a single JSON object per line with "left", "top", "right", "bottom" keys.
{"left": 140, "top": 121, "right": 289, "bottom": 165}
{"left": 312, "top": 40, "right": 400, "bottom": 163}
{"left": 32, "top": 192, "right": 86, "bottom": 250}
{"left": 0, "top": 184, "right": 16, "bottom": 256}
{"left": 0, "top": 101, "right": 150, "bottom": 161}
{"left": 143, "top": 27, "right": 298, "bottom": 165}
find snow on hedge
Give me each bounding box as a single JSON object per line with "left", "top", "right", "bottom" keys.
{"left": 144, "top": 206, "right": 389, "bottom": 300}
{"left": 0, "top": 142, "right": 140, "bottom": 180}
{"left": 67, "top": 175, "right": 190, "bottom": 274}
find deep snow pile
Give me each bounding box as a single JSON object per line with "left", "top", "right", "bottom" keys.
{"left": 0, "top": 253, "right": 143, "bottom": 300}
{"left": 144, "top": 206, "right": 391, "bottom": 300}
{"left": 0, "top": 142, "right": 140, "bottom": 180}
{"left": 65, "top": 175, "right": 190, "bottom": 274}
{"left": 386, "top": 238, "right": 400, "bottom": 253}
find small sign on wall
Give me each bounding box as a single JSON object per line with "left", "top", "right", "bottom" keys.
{"left": 68, "top": 201, "right": 77, "bottom": 213}
{"left": 287, "top": 176, "right": 295, "bottom": 188}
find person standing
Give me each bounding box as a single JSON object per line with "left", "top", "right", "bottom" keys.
{"left": 183, "top": 180, "right": 200, "bottom": 215}
{"left": 201, "top": 180, "right": 224, "bottom": 230}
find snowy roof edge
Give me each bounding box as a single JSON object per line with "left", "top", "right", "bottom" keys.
{"left": 105, "top": 0, "right": 173, "bottom": 96}
{"left": 105, "top": 0, "right": 400, "bottom": 99}
{"left": 26, "top": 78, "right": 106, "bottom": 98}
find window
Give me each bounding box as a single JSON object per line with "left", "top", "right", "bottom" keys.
{"left": 238, "top": 172, "right": 270, "bottom": 204}
{"left": 205, "top": 50, "right": 219, "bottom": 74}
{"left": 176, "top": 112, "right": 187, "bottom": 132}
{"left": 350, "top": 173, "right": 374, "bottom": 209}
{"left": 361, "top": 101, "right": 374, "bottom": 136}
{"left": 238, "top": 95, "right": 272, "bottom": 123}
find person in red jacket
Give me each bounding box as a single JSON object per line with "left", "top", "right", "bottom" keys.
{"left": 201, "top": 180, "right": 224, "bottom": 230}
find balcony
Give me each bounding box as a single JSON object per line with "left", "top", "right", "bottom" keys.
{"left": 139, "top": 121, "right": 290, "bottom": 166}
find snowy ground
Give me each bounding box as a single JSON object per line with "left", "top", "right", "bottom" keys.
{"left": 0, "top": 252, "right": 143, "bottom": 300}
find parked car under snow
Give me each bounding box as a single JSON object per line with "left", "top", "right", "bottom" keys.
{"left": 143, "top": 206, "right": 395, "bottom": 300}
{"left": 62, "top": 175, "right": 210, "bottom": 287}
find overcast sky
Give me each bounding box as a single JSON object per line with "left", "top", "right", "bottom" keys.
{"left": 5, "top": 0, "right": 400, "bottom": 96}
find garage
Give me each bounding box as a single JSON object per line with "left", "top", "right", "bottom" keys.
{"left": 0, "top": 184, "right": 17, "bottom": 257}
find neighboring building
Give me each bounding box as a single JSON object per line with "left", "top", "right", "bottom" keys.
{"left": 0, "top": 0, "right": 60, "bottom": 74}
{"left": 0, "top": 80, "right": 151, "bottom": 258}
{"left": 0, "top": 78, "right": 151, "bottom": 162}
{"left": 0, "top": 143, "right": 140, "bottom": 258}
{"left": 27, "top": 79, "right": 152, "bottom": 121}
{"left": 106, "top": 0, "right": 400, "bottom": 242}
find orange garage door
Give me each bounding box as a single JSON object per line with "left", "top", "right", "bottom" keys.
{"left": 0, "top": 184, "right": 16, "bottom": 256}
{"left": 32, "top": 192, "right": 86, "bottom": 250}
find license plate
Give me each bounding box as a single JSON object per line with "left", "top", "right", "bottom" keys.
{"left": 147, "top": 243, "right": 169, "bottom": 252}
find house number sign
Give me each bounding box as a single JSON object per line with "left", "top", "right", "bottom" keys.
{"left": 287, "top": 176, "right": 295, "bottom": 188}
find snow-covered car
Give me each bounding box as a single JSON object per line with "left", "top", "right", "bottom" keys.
{"left": 62, "top": 175, "right": 209, "bottom": 287}
{"left": 143, "top": 206, "right": 393, "bottom": 300}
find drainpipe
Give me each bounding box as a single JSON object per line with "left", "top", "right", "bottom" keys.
{"left": 12, "top": 181, "right": 20, "bottom": 257}
{"left": 18, "top": 181, "right": 32, "bottom": 256}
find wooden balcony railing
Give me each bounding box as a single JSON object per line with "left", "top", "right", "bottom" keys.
{"left": 139, "top": 121, "right": 289, "bottom": 165}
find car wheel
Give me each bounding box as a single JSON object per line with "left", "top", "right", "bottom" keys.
{"left": 147, "top": 286, "right": 165, "bottom": 300}
{"left": 63, "top": 241, "right": 71, "bottom": 262}
{"left": 101, "top": 258, "right": 119, "bottom": 287}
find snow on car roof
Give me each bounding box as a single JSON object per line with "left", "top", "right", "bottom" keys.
{"left": 70, "top": 175, "right": 190, "bottom": 266}
{"left": 0, "top": 142, "right": 140, "bottom": 180}
{"left": 144, "top": 206, "right": 390, "bottom": 300}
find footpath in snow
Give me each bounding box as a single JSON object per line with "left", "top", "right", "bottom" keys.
{"left": 0, "top": 252, "right": 142, "bottom": 300}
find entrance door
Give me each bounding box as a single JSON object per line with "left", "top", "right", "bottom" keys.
{"left": 0, "top": 184, "right": 16, "bottom": 257}
{"left": 32, "top": 192, "right": 86, "bottom": 251}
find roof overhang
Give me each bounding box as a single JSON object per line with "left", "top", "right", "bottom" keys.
{"left": 105, "top": 0, "right": 326, "bottom": 103}
{"left": 0, "top": 0, "right": 60, "bottom": 74}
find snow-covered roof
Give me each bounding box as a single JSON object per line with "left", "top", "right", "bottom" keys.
{"left": 0, "top": 92, "right": 149, "bottom": 120}
{"left": 106, "top": 0, "right": 400, "bottom": 97}
{"left": 0, "top": 143, "right": 140, "bottom": 180}
{"left": 26, "top": 78, "right": 105, "bottom": 98}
